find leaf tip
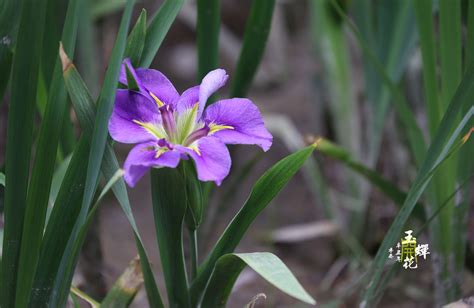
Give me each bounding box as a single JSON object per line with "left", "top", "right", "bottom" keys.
{"left": 305, "top": 134, "right": 323, "bottom": 148}
{"left": 59, "top": 42, "right": 72, "bottom": 72}
{"left": 461, "top": 127, "right": 473, "bottom": 144}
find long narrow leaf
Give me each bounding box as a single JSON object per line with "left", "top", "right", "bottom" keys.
{"left": 1, "top": 0, "right": 48, "bottom": 305}
{"left": 30, "top": 136, "right": 89, "bottom": 306}
{"left": 197, "top": 0, "right": 220, "bottom": 81}
{"left": 140, "top": 0, "right": 184, "bottom": 68}
{"left": 190, "top": 143, "right": 317, "bottom": 306}
{"left": 230, "top": 0, "right": 275, "bottom": 97}
{"left": 151, "top": 168, "right": 190, "bottom": 307}
{"left": 361, "top": 74, "right": 474, "bottom": 308}
{"left": 331, "top": 0, "right": 426, "bottom": 167}
{"left": 62, "top": 55, "right": 163, "bottom": 307}
{"left": 15, "top": 1, "right": 83, "bottom": 305}
{"left": 316, "top": 138, "right": 425, "bottom": 220}
{"left": 81, "top": 0, "right": 135, "bottom": 225}
{"left": 413, "top": 0, "right": 441, "bottom": 136}
{"left": 124, "top": 9, "right": 147, "bottom": 66}
{"left": 201, "top": 253, "right": 315, "bottom": 307}
{"left": 0, "top": 0, "right": 22, "bottom": 101}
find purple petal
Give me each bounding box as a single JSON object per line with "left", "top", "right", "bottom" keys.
{"left": 198, "top": 69, "right": 228, "bottom": 116}
{"left": 109, "top": 90, "right": 161, "bottom": 144}
{"left": 176, "top": 86, "right": 199, "bottom": 114}
{"left": 119, "top": 59, "right": 179, "bottom": 106}
{"left": 176, "top": 136, "right": 231, "bottom": 185}
{"left": 203, "top": 98, "right": 273, "bottom": 151}
{"left": 124, "top": 141, "right": 182, "bottom": 187}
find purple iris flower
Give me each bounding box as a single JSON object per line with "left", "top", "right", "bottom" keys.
{"left": 109, "top": 59, "right": 273, "bottom": 187}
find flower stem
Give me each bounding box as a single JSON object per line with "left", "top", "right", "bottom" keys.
{"left": 189, "top": 228, "right": 198, "bottom": 281}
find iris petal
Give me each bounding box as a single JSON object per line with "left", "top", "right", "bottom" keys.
{"left": 203, "top": 98, "right": 272, "bottom": 151}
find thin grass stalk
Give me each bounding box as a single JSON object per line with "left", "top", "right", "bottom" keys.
{"left": 413, "top": 0, "right": 441, "bottom": 137}
{"left": 197, "top": 0, "right": 220, "bottom": 81}
{"left": 14, "top": 0, "right": 82, "bottom": 305}
{"left": 451, "top": 0, "right": 474, "bottom": 295}
{"left": 230, "top": 0, "right": 275, "bottom": 97}
{"left": 310, "top": 0, "right": 366, "bottom": 237}
{"left": 433, "top": 0, "right": 462, "bottom": 302}
{"left": 139, "top": 0, "right": 185, "bottom": 68}
{"left": 1, "top": 0, "right": 48, "bottom": 305}
{"left": 80, "top": 0, "right": 135, "bottom": 224}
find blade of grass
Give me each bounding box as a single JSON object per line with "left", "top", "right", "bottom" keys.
{"left": 150, "top": 167, "right": 190, "bottom": 307}
{"left": 352, "top": 0, "right": 417, "bottom": 165}
{"left": 140, "top": 0, "right": 185, "bottom": 68}
{"left": 101, "top": 257, "right": 144, "bottom": 307}
{"left": 316, "top": 138, "right": 425, "bottom": 221}
{"left": 1, "top": 0, "right": 48, "bottom": 305}
{"left": 70, "top": 286, "right": 100, "bottom": 308}
{"left": 0, "top": 0, "right": 21, "bottom": 101}
{"left": 190, "top": 143, "right": 317, "bottom": 306}
{"left": 361, "top": 85, "right": 473, "bottom": 308}
{"left": 15, "top": 0, "right": 83, "bottom": 305}
{"left": 453, "top": 0, "right": 474, "bottom": 294}
{"left": 413, "top": 0, "right": 441, "bottom": 137}
{"left": 197, "top": 0, "right": 220, "bottom": 81}
{"left": 432, "top": 1, "right": 462, "bottom": 301}
{"left": 51, "top": 169, "right": 123, "bottom": 307}
{"left": 80, "top": 0, "right": 134, "bottom": 232}
{"left": 201, "top": 253, "right": 315, "bottom": 307}
{"left": 30, "top": 136, "right": 89, "bottom": 306}
{"left": 125, "top": 9, "right": 147, "bottom": 66}
{"left": 62, "top": 54, "right": 163, "bottom": 307}
{"left": 331, "top": 0, "right": 426, "bottom": 167}
{"left": 230, "top": 0, "right": 275, "bottom": 97}
{"left": 310, "top": 0, "right": 366, "bottom": 237}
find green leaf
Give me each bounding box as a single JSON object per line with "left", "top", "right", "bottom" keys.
{"left": 49, "top": 154, "right": 72, "bottom": 208}
{"left": 62, "top": 58, "right": 163, "bottom": 307}
{"left": 124, "top": 9, "right": 147, "bottom": 66}
{"left": 30, "top": 136, "right": 89, "bottom": 307}
{"left": 81, "top": 0, "right": 135, "bottom": 223}
{"left": 91, "top": 0, "right": 126, "bottom": 19}
{"left": 15, "top": 0, "right": 83, "bottom": 305}
{"left": 190, "top": 144, "right": 317, "bottom": 306}
{"left": 316, "top": 138, "right": 425, "bottom": 220}
{"left": 351, "top": 0, "right": 417, "bottom": 164}
{"left": 201, "top": 252, "right": 316, "bottom": 307}
{"left": 1, "top": 0, "right": 48, "bottom": 305}
{"left": 140, "top": 0, "right": 185, "bottom": 68}
{"left": 197, "top": 0, "right": 220, "bottom": 81}
{"left": 101, "top": 257, "right": 144, "bottom": 308}
{"left": 51, "top": 168, "right": 124, "bottom": 308}
{"left": 230, "top": 0, "right": 275, "bottom": 97}
{"left": 0, "top": 173, "right": 4, "bottom": 187}
{"left": 0, "top": 0, "right": 21, "bottom": 101}
{"left": 331, "top": 0, "right": 426, "bottom": 167}
{"left": 413, "top": 0, "right": 441, "bottom": 137}
{"left": 150, "top": 167, "right": 190, "bottom": 307}
{"left": 362, "top": 75, "right": 474, "bottom": 308}
{"left": 70, "top": 287, "right": 100, "bottom": 308}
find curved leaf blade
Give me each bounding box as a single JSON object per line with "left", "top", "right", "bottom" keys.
{"left": 190, "top": 143, "right": 317, "bottom": 305}
{"left": 201, "top": 252, "right": 315, "bottom": 307}
{"left": 230, "top": 0, "right": 275, "bottom": 97}
{"left": 1, "top": 0, "right": 48, "bottom": 305}
{"left": 140, "top": 0, "right": 184, "bottom": 68}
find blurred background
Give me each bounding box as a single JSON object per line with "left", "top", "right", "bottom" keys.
{"left": 1, "top": 0, "right": 473, "bottom": 307}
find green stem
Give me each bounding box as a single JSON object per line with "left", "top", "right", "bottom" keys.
{"left": 189, "top": 228, "right": 198, "bottom": 281}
